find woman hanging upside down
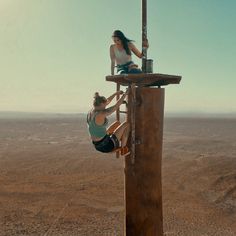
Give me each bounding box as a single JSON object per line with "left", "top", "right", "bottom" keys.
{"left": 87, "top": 90, "right": 130, "bottom": 156}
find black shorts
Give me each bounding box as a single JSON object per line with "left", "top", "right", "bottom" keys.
{"left": 92, "top": 134, "right": 120, "bottom": 153}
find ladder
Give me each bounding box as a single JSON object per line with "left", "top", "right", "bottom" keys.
{"left": 115, "top": 83, "right": 135, "bottom": 163}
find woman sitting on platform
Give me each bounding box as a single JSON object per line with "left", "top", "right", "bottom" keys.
{"left": 87, "top": 90, "right": 130, "bottom": 156}
{"left": 110, "top": 30, "right": 148, "bottom": 75}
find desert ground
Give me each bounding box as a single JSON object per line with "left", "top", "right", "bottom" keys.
{"left": 0, "top": 113, "right": 235, "bottom": 236}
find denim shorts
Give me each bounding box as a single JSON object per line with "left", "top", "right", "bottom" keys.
{"left": 92, "top": 134, "right": 120, "bottom": 153}
{"left": 117, "top": 61, "right": 142, "bottom": 74}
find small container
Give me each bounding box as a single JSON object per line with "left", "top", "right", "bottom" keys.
{"left": 145, "top": 59, "right": 153, "bottom": 73}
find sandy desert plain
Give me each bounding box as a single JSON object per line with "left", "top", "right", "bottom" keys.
{"left": 0, "top": 112, "right": 235, "bottom": 236}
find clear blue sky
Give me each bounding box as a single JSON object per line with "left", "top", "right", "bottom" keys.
{"left": 1, "top": 0, "right": 235, "bottom": 114}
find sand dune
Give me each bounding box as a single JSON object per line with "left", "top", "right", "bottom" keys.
{"left": 0, "top": 115, "right": 235, "bottom": 235}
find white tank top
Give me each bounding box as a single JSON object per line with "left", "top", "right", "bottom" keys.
{"left": 113, "top": 46, "right": 132, "bottom": 65}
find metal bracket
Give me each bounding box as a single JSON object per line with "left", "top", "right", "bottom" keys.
{"left": 135, "top": 139, "right": 142, "bottom": 145}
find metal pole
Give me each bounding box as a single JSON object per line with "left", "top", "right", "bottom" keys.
{"left": 130, "top": 83, "right": 136, "bottom": 164}
{"left": 142, "top": 0, "right": 147, "bottom": 72}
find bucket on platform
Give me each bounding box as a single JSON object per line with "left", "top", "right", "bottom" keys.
{"left": 145, "top": 59, "right": 153, "bottom": 73}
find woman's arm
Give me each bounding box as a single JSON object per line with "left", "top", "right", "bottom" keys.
{"left": 129, "top": 40, "right": 149, "bottom": 59}
{"left": 129, "top": 42, "right": 142, "bottom": 58}
{"left": 110, "top": 45, "right": 116, "bottom": 75}
{"left": 106, "top": 91, "right": 123, "bottom": 105}
{"left": 103, "top": 90, "right": 128, "bottom": 117}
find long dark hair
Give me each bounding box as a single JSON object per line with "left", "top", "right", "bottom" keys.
{"left": 112, "top": 30, "right": 133, "bottom": 56}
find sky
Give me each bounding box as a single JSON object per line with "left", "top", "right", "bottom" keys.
{"left": 1, "top": 0, "right": 236, "bottom": 114}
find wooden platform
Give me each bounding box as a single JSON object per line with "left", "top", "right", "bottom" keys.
{"left": 106, "top": 73, "right": 181, "bottom": 87}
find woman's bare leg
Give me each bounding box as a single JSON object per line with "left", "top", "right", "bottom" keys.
{"left": 113, "top": 122, "right": 130, "bottom": 146}
{"left": 107, "top": 121, "right": 121, "bottom": 135}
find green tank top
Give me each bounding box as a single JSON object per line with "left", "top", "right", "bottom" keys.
{"left": 87, "top": 111, "right": 108, "bottom": 138}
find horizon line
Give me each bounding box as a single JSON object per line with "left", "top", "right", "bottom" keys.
{"left": 0, "top": 111, "right": 236, "bottom": 118}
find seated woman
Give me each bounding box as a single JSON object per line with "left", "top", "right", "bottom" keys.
{"left": 110, "top": 30, "right": 149, "bottom": 75}
{"left": 87, "top": 90, "right": 130, "bottom": 156}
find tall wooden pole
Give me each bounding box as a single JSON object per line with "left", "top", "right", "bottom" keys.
{"left": 125, "top": 87, "right": 164, "bottom": 236}
{"left": 142, "top": 0, "right": 147, "bottom": 72}
{"left": 106, "top": 74, "right": 181, "bottom": 235}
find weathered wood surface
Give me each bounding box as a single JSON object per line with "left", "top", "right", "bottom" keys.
{"left": 125, "top": 88, "right": 164, "bottom": 236}
{"left": 106, "top": 73, "right": 181, "bottom": 87}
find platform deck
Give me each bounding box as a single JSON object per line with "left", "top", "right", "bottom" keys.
{"left": 106, "top": 73, "right": 181, "bottom": 87}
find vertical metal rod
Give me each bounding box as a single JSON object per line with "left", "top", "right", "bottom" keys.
{"left": 131, "top": 83, "right": 136, "bottom": 164}
{"left": 142, "top": 0, "right": 147, "bottom": 73}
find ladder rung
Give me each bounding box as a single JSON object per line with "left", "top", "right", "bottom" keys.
{"left": 120, "top": 111, "right": 127, "bottom": 114}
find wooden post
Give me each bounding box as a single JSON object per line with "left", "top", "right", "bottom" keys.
{"left": 116, "top": 83, "right": 120, "bottom": 158}
{"left": 106, "top": 73, "right": 181, "bottom": 236}
{"left": 125, "top": 87, "right": 164, "bottom": 236}
{"left": 116, "top": 83, "right": 120, "bottom": 121}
